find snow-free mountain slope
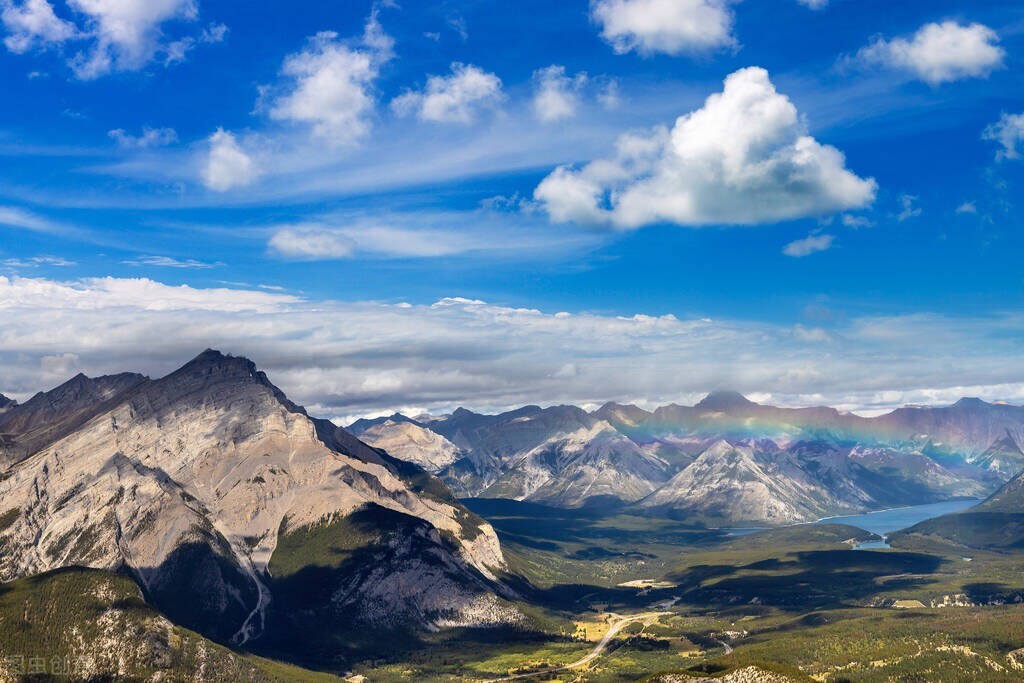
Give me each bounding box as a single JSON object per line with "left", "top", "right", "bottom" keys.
{"left": 0, "top": 372, "right": 146, "bottom": 467}
{"left": 348, "top": 415, "right": 463, "bottom": 473}
{"left": 356, "top": 392, "right": 1021, "bottom": 524}
{"left": 0, "top": 350, "right": 517, "bottom": 648}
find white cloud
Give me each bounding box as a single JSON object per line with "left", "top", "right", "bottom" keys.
{"left": 535, "top": 67, "right": 877, "bottom": 229}
{"left": 269, "top": 16, "right": 392, "bottom": 146}
{"left": 392, "top": 62, "right": 503, "bottom": 123}
{"left": 792, "top": 324, "right": 833, "bottom": 343}
{"left": 955, "top": 201, "right": 977, "bottom": 214}
{"left": 108, "top": 126, "right": 178, "bottom": 148}
{"left": 201, "top": 128, "right": 257, "bottom": 192}
{"left": 121, "top": 255, "right": 221, "bottom": 268}
{"left": 797, "top": 0, "right": 827, "bottom": 8}
{"left": 1, "top": 0, "right": 77, "bottom": 53}
{"left": 532, "top": 65, "right": 587, "bottom": 122}
{"left": 598, "top": 79, "right": 621, "bottom": 109}
{"left": 2, "top": 275, "right": 1024, "bottom": 417}
{"left": 0, "top": 205, "right": 62, "bottom": 232}
{"left": 590, "top": 0, "right": 737, "bottom": 56}
{"left": 983, "top": 112, "right": 1024, "bottom": 161}
{"left": 66, "top": 0, "right": 199, "bottom": 79}
{"left": 268, "top": 226, "right": 356, "bottom": 260}
{"left": 2, "top": 0, "right": 222, "bottom": 78}
{"left": 854, "top": 21, "right": 1004, "bottom": 85}
{"left": 783, "top": 233, "right": 834, "bottom": 257}
{"left": 841, "top": 214, "right": 873, "bottom": 228}
{"left": 2, "top": 255, "right": 75, "bottom": 267}
{"left": 265, "top": 209, "right": 599, "bottom": 261}
{"left": 162, "top": 20, "right": 225, "bottom": 65}
{"left": 897, "top": 193, "right": 921, "bottom": 221}
{"left": 39, "top": 351, "right": 80, "bottom": 376}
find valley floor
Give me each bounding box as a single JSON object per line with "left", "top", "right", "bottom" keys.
{"left": 345, "top": 500, "right": 1024, "bottom": 682}
{"left": 3, "top": 498, "right": 1023, "bottom": 682}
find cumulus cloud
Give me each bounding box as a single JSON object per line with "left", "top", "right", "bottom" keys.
{"left": 796, "top": 0, "right": 828, "bottom": 8}
{"left": 983, "top": 112, "right": 1024, "bottom": 161}
{"left": 269, "top": 15, "right": 392, "bottom": 146}
{"left": 108, "top": 126, "right": 178, "bottom": 148}
{"left": 591, "top": 0, "right": 737, "bottom": 56}
{"left": 201, "top": 128, "right": 257, "bottom": 192}
{"left": 1, "top": 0, "right": 77, "bottom": 53}
{"left": 532, "top": 65, "right": 587, "bottom": 122}
{"left": 854, "top": 21, "right": 1004, "bottom": 85}
{"left": 534, "top": 67, "right": 877, "bottom": 229}
{"left": 1, "top": 0, "right": 222, "bottom": 78}
{"left": 783, "top": 233, "right": 834, "bottom": 257}
{"left": 67, "top": 0, "right": 200, "bottom": 79}
{"left": 2, "top": 275, "right": 1024, "bottom": 417}
{"left": 392, "top": 62, "right": 503, "bottom": 123}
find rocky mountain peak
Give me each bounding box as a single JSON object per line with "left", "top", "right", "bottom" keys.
{"left": 696, "top": 390, "right": 757, "bottom": 411}
{"left": 177, "top": 348, "right": 259, "bottom": 377}
{"left": 0, "top": 351, "right": 514, "bottom": 645}
{"left": 952, "top": 397, "right": 990, "bottom": 410}
{"left": 154, "top": 348, "right": 307, "bottom": 416}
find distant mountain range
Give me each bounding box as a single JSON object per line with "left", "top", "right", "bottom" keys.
{"left": 0, "top": 350, "right": 520, "bottom": 657}
{"left": 350, "top": 391, "right": 1024, "bottom": 525}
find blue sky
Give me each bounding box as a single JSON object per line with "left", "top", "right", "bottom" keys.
{"left": 1, "top": 0, "right": 1023, "bottom": 418}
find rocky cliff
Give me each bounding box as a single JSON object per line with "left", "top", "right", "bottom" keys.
{"left": 0, "top": 350, "right": 518, "bottom": 649}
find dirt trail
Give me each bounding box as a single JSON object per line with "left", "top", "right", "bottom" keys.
{"left": 483, "top": 611, "right": 668, "bottom": 682}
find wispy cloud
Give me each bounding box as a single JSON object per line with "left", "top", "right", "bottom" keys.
{"left": 109, "top": 127, "right": 178, "bottom": 149}
{"left": 783, "top": 233, "right": 834, "bottom": 257}
{"left": 2, "top": 255, "right": 76, "bottom": 267}
{"left": 121, "top": 255, "right": 223, "bottom": 268}
{"left": 897, "top": 193, "right": 922, "bottom": 221}
{"left": 263, "top": 208, "right": 601, "bottom": 261}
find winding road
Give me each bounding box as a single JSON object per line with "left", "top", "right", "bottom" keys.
{"left": 483, "top": 611, "right": 669, "bottom": 682}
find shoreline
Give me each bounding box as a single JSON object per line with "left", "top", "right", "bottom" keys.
{"left": 721, "top": 498, "right": 984, "bottom": 535}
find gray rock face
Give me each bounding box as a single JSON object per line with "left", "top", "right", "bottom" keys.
{"left": 0, "top": 350, "right": 515, "bottom": 645}
{"left": 0, "top": 372, "right": 147, "bottom": 467}
{"left": 349, "top": 415, "right": 463, "bottom": 473}
{"left": 354, "top": 392, "right": 1021, "bottom": 525}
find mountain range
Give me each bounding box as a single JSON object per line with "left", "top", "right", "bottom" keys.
{"left": 4, "top": 353, "right": 1024, "bottom": 679}
{"left": 350, "top": 391, "right": 1024, "bottom": 525}
{"left": 0, "top": 350, "right": 520, "bottom": 660}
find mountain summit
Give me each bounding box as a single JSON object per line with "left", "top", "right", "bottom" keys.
{"left": 695, "top": 390, "right": 758, "bottom": 411}
{"left": 0, "top": 351, "right": 518, "bottom": 652}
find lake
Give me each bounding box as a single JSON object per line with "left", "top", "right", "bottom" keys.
{"left": 728, "top": 498, "right": 983, "bottom": 548}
